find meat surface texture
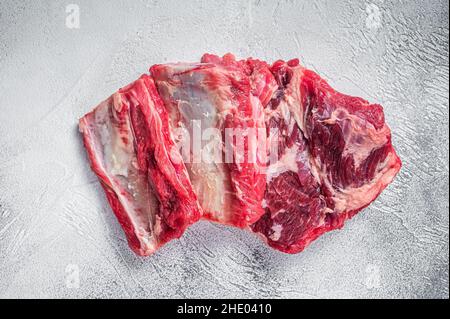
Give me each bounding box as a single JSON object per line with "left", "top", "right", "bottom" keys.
{"left": 151, "top": 54, "right": 277, "bottom": 228}
{"left": 251, "top": 59, "right": 402, "bottom": 253}
{"left": 79, "top": 53, "right": 401, "bottom": 256}
{"left": 79, "top": 75, "right": 201, "bottom": 256}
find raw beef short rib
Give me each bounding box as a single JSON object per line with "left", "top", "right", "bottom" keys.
{"left": 79, "top": 75, "right": 201, "bottom": 256}
{"left": 151, "top": 54, "right": 277, "bottom": 228}
{"left": 251, "top": 59, "right": 402, "bottom": 253}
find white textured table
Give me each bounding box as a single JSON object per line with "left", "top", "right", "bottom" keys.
{"left": 0, "top": 0, "right": 448, "bottom": 298}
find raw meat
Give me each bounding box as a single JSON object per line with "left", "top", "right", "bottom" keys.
{"left": 80, "top": 53, "right": 401, "bottom": 256}
{"left": 150, "top": 54, "right": 277, "bottom": 228}
{"left": 251, "top": 59, "right": 402, "bottom": 253}
{"left": 79, "top": 75, "right": 201, "bottom": 256}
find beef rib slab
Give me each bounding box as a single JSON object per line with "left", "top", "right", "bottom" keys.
{"left": 79, "top": 53, "right": 401, "bottom": 256}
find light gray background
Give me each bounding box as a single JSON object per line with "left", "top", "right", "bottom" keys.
{"left": 0, "top": 0, "right": 448, "bottom": 299}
